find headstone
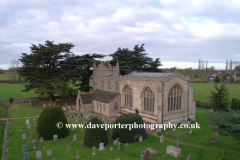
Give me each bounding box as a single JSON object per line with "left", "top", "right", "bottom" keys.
{"left": 32, "top": 138, "right": 36, "bottom": 143}
{"left": 117, "top": 141, "right": 121, "bottom": 150}
{"left": 67, "top": 145, "right": 72, "bottom": 151}
{"left": 35, "top": 126, "right": 37, "bottom": 132}
{"left": 40, "top": 137, "right": 43, "bottom": 143}
{"left": 28, "top": 123, "right": 31, "bottom": 129}
{"left": 26, "top": 119, "right": 29, "bottom": 124}
{"left": 141, "top": 151, "right": 145, "bottom": 160}
{"left": 23, "top": 152, "right": 29, "bottom": 159}
{"left": 79, "top": 140, "right": 84, "bottom": 146}
{"left": 99, "top": 143, "right": 105, "bottom": 150}
{"left": 76, "top": 149, "right": 80, "bottom": 159}
{"left": 187, "top": 153, "right": 191, "bottom": 160}
{"left": 176, "top": 139, "right": 179, "bottom": 148}
{"left": 34, "top": 144, "right": 39, "bottom": 151}
{"left": 53, "top": 102, "right": 56, "bottom": 106}
{"left": 92, "top": 146, "right": 97, "bottom": 155}
{"left": 71, "top": 125, "right": 75, "bottom": 131}
{"left": 146, "top": 147, "right": 159, "bottom": 155}
{"left": 22, "top": 144, "right": 28, "bottom": 152}
{"left": 73, "top": 134, "right": 77, "bottom": 141}
{"left": 67, "top": 117, "right": 70, "bottom": 123}
{"left": 43, "top": 103, "right": 46, "bottom": 109}
{"left": 29, "top": 133, "right": 33, "bottom": 139}
{"left": 189, "top": 128, "right": 192, "bottom": 134}
{"left": 144, "top": 149, "right": 149, "bottom": 160}
{"left": 21, "top": 127, "right": 25, "bottom": 133}
{"left": 139, "top": 136, "right": 143, "bottom": 142}
{"left": 36, "top": 150, "right": 42, "bottom": 158}
{"left": 110, "top": 146, "right": 114, "bottom": 151}
{"left": 47, "top": 149, "right": 52, "bottom": 156}
{"left": 113, "top": 139, "right": 118, "bottom": 145}
{"left": 125, "top": 143, "right": 128, "bottom": 146}
{"left": 75, "top": 117, "right": 79, "bottom": 123}
{"left": 53, "top": 134, "right": 58, "bottom": 140}
{"left": 160, "top": 135, "right": 164, "bottom": 143}
{"left": 22, "top": 134, "right": 26, "bottom": 139}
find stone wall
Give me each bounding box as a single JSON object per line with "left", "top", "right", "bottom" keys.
{"left": 12, "top": 97, "right": 39, "bottom": 103}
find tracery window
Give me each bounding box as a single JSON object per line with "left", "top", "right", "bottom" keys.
{"left": 168, "top": 85, "right": 182, "bottom": 112}
{"left": 124, "top": 86, "right": 133, "bottom": 108}
{"left": 143, "top": 88, "right": 155, "bottom": 112}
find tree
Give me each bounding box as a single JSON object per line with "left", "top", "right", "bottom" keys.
{"left": 229, "top": 77, "right": 235, "bottom": 83}
{"left": 9, "top": 59, "right": 20, "bottom": 83}
{"left": 231, "top": 98, "right": 240, "bottom": 111}
{"left": 66, "top": 54, "right": 105, "bottom": 92}
{"left": 109, "top": 44, "right": 162, "bottom": 75}
{"left": 209, "top": 84, "right": 229, "bottom": 113}
{"left": 18, "top": 40, "right": 75, "bottom": 100}
{"left": 209, "top": 66, "right": 215, "bottom": 74}
{"left": 0, "top": 69, "right": 4, "bottom": 74}
{"left": 214, "top": 76, "right": 220, "bottom": 83}
{"left": 209, "top": 109, "right": 240, "bottom": 140}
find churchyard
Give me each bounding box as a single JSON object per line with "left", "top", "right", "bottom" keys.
{"left": 0, "top": 102, "right": 239, "bottom": 160}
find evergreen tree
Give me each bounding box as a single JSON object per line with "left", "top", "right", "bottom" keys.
{"left": 109, "top": 44, "right": 162, "bottom": 75}
{"left": 18, "top": 40, "right": 75, "bottom": 100}
{"left": 209, "top": 84, "right": 229, "bottom": 113}
{"left": 214, "top": 76, "right": 220, "bottom": 83}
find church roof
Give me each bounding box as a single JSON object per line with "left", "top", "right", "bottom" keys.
{"left": 79, "top": 92, "right": 96, "bottom": 104}
{"left": 92, "top": 90, "right": 119, "bottom": 103}
{"left": 127, "top": 71, "right": 172, "bottom": 78}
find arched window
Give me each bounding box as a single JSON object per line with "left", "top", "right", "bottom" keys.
{"left": 168, "top": 85, "right": 182, "bottom": 112}
{"left": 124, "top": 86, "right": 133, "bottom": 108}
{"left": 143, "top": 88, "right": 155, "bottom": 112}
{"left": 115, "top": 82, "right": 118, "bottom": 91}
{"left": 114, "top": 103, "right": 118, "bottom": 110}
{"left": 101, "top": 81, "right": 104, "bottom": 90}
{"left": 108, "top": 81, "right": 111, "bottom": 90}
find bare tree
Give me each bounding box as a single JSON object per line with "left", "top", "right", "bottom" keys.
{"left": 9, "top": 59, "right": 20, "bottom": 83}
{"left": 229, "top": 59, "right": 233, "bottom": 74}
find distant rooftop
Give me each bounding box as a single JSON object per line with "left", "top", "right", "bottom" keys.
{"left": 127, "top": 71, "right": 172, "bottom": 78}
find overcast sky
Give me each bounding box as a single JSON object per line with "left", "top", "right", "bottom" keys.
{"left": 1, "top": 0, "right": 240, "bottom": 70}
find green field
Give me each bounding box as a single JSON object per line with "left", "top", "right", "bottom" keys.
{"left": 190, "top": 83, "right": 240, "bottom": 102}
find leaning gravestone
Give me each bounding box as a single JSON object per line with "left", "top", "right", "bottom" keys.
{"left": 176, "top": 139, "right": 179, "bottom": 148}
{"left": 187, "top": 153, "right": 191, "bottom": 160}
{"left": 22, "top": 134, "right": 26, "bottom": 139}
{"left": 32, "top": 138, "right": 36, "bottom": 143}
{"left": 67, "top": 145, "right": 72, "bottom": 151}
{"left": 26, "top": 119, "right": 29, "bottom": 124}
{"left": 189, "top": 128, "right": 192, "bottom": 134}
{"left": 79, "top": 140, "right": 84, "bottom": 146}
{"left": 29, "top": 133, "right": 33, "bottom": 139}
{"left": 22, "top": 145, "right": 28, "bottom": 152}
{"left": 110, "top": 146, "right": 114, "bottom": 151}
{"left": 23, "top": 152, "right": 29, "bottom": 159}
{"left": 40, "top": 137, "right": 43, "bottom": 143}
{"left": 144, "top": 149, "right": 149, "bottom": 160}
{"left": 146, "top": 147, "right": 159, "bottom": 155}
{"left": 34, "top": 144, "right": 39, "bottom": 151}
{"left": 76, "top": 149, "right": 80, "bottom": 159}
{"left": 160, "top": 135, "right": 164, "bottom": 143}
{"left": 92, "top": 146, "right": 97, "bottom": 155}
{"left": 99, "top": 143, "right": 105, "bottom": 150}
{"left": 47, "top": 149, "right": 52, "bottom": 156}
{"left": 73, "top": 134, "right": 77, "bottom": 141}
{"left": 36, "top": 150, "right": 42, "bottom": 158}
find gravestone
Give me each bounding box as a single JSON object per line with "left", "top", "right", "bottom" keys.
{"left": 79, "top": 140, "right": 84, "bottom": 146}
{"left": 28, "top": 123, "right": 31, "bottom": 129}
{"left": 67, "top": 145, "right": 72, "bottom": 151}
{"left": 75, "top": 117, "right": 79, "bottom": 123}
{"left": 35, "top": 126, "right": 37, "bottom": 132}
{"left": 36, "top": 150, "right": 42, "bottom": 158}
{"left": 176, "top": 139, "right": 179, "bottom": 148}
{"left": 144, "top": 149, "right": 149, "bottom": 160}
{"left": 48, "top": 103, "right": 51, "bottom": 106}
{"left": 83, "top": 118, "right": 87, "bottom": 124}
{"left": 23, "top": 152, "right": 29, "bottom": 159}
{"left": 39, "top": 137, "right": 43, "bottom": 143}
{"left": 29, "top": 133, "right": 33, "bottom": 139}
{"left": 92, "top": 146, "right": 97, "bottom": 155}
{"left": 22, "top": 134, "right": 26, "bottom": 139}
{"left": 166, "top": 145, "right": 182, "bottom": 157}
{"left": 43, "top": 103, "right": 46, "bottom": 109}
{"left": 117, "top": 141, "right": 121, "bottom": 150}
{"left": 109, "top": 120, "right": 112, "bottom": 124}
{"left": 113, "top": 139, "right": 118, "bottom": 145}
{"left": 125, "top": 143, "right": 128, "bottom": 146}
{"left": 141, "top": 151, "right": 145, "bottom": 160}
{"left": 139, "top": 136, "right": 143, "bottom": 142}
{"left": 47, "top": 149, "right": 52, "bottom": 156}
{"left": 187, "top": 153, "right": 191, "bottom": 160}
{"left": 53, "top": 134, "right": 58, "bottom": 140}
{"left": 73, "top": 134, "right": 77, "bottom": 141}
{"left": 71, "top": 125, "right": 75, "bottom": 131}
{"left": 67, "top": 117, "right": 70, "bottom": 123}
{"left": 32, "top": 138, "right": 36, "bottom": 143}
{"left": 99, "top": 143, "right": 105, "bottom": 150}
{"left": 76, "top": 149, "right": 80, "bottom": 159}
{"left": 110, "top": 146, "right": 114, "bottom": 151}
{"left": 146, "top": 147, "right": 159, "bottom": 155}
{"left": 22, "top": 144, "right": 28, "bottom": 152}
{"left": 189, "top": 128, "right": 192, "bottom": 134}
{"left": 26, "top": 119, "right": 29, "bottom": 124}
{"left": 21, "top": 127, "right": 25, "bottom": 133}
{"left": 53, "top": 102, "right": 56, "bottom": 106}
{"left": 102, "top": 117, "right": 105, "bottom": 121}
{"left": 33, "top": 116, "right": 36, "bottom": 121}
{"left": 34, "top": 144, "right": 38, "bottom": 150}
{"left": 160, "top": 135, "right": 164, "bottom": 143}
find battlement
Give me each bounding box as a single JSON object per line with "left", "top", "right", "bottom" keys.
{"left": 93, "top": 61, "right": 119, "bottom": 71}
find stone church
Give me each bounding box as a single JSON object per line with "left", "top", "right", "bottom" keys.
{"left": 76, "top": 62, "right": 196, "bottom": 132}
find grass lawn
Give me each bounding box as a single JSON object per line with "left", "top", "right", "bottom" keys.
{"left": 190, "top": 83, "right": 240, "bottom": 102}
{"left": 0, "top": 73, "right": 12, "bottom": 80}
{"left": 4, "top": 104, "right": 240, "bottom": 160}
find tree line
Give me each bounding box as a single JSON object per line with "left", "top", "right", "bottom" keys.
{"left": 18, "top": 40, "right": 162, "bottom": 100}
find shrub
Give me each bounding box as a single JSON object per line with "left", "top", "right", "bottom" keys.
{"left": 112, "top": 114, "right": 147, "bottom": 143}
{"left": 231, "top": 98, "right": 240, "bottom": 111}
{"left": 37, "top": 106, "right": 69, "bottom": 140}
{"left": 195, "top": 101, "right": 213, "bottom": 108}
{"left": 214, "top": 76, "right": 220, "bottom": 83}
{"left": 84, "top": 117, "right": 109, "bottom": 148}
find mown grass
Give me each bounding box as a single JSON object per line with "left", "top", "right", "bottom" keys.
{"left": 0, "top": 73, "right": 17, "bottom": 80}
{"left": 190, "top": 83, "right": 240, "bottom": 102}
